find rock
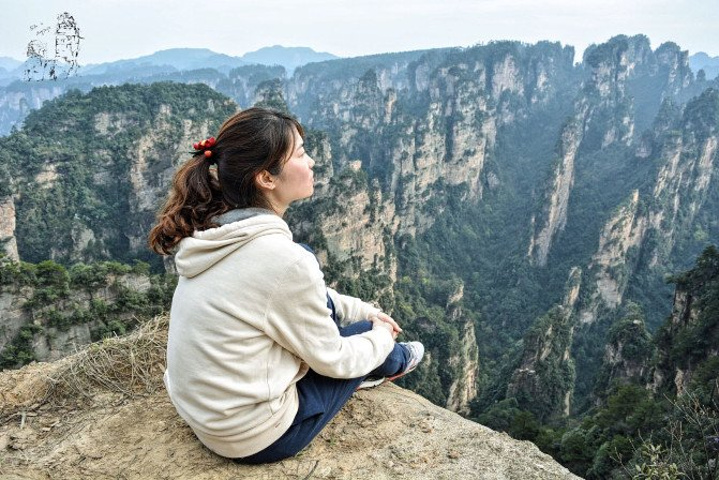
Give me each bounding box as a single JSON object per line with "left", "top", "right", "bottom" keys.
{"left": 0, "top": 316, "right": 580, "bottom": 479}
{"left": 0, "top": 383, "right": 579, "bottom": 479}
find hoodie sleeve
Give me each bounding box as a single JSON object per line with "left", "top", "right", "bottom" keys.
{"left": 326, "top": 287, "right": 381, "bottom": 327}
{"left": 262, "top": 254, "right": 395, "bottom": 379}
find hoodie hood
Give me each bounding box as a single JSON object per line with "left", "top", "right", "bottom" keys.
{"left": 174, "top": 208, "right": 291, "bottom": 278}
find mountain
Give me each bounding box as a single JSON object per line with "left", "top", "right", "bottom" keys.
{"left": 278, "top": 35, "right": 717, "bottom": 477}
{"left": 0, "top": 82, "right": 236, "bottom": 265}
{"left": 0, "top": 57, "right": 23, "bottom": 87}
{"left": 241, "top": 45, "right": 338, "bottom": 74}
{"left": 0, "top": 259, "right": 175, "bottom": 368}
{"left": 80, "top": 48, "right": 248, "bottom": 76}
{"left": 651, "top": 245, "right": 719, "bottom": 398}
{"left": 79, "top": 46, "right": 336, "bottom": 77}
{"left": 0, "top": 57, "right": 22, "bottom": 71}
{"left": 0, "top": 61, "right": 289, "bottom": 136}
{"left": 547, "top": 246, "right": 719, "bottom": 479}
{"left": 689, "top": 51, "right": 719, "bottom": 80}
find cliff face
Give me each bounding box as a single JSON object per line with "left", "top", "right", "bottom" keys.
{"left": 290, "top": 42, "right": 575, "bottom": 273}
{"left": 578, "top": 190, "right": 647, "bottom": 324}
{"left": 575, "top": 86, "right": 718, "bottom": 330}
{"left": 122, "top": 102, "right": 222, "bottom": 254}
{"left": 0, "top": 261, "right": 156, "bottom": 367}
{"left": 508, "top": 37, "right": 717, "bottom": 417}
{"left": 506, "top": 268, "right": 582, "bottom": 419}
{"left": 1, "top": 38, "right": 717, "bottom": 450}
{"left": 649, "top": 246, "right": 719, "bottom": 395}
{"left": 527, "top": 103, "right": 586, "bottom": 266}
{"left": 0, "top": 195, "right": 18, "bottom": 261}
{"left": 0, "top": 84, "right": 68, "bottom": 134}
{"left": 592, "top": 304, "right": 654, "bottom": 401}
{"left": 528, "top": 36, "right": 697, "bottom": 268}
{"left": 648, "top": 91, "right": 719, "bottom": 267}
{"left": 445, "top": 282, "right": 480, "bottom": 415}
{"left": 288, "top": 136, "right": 400, "bottom": 280}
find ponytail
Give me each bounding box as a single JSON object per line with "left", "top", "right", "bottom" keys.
{"left": 148, "top": 154, "right": 228, "bottom": 255}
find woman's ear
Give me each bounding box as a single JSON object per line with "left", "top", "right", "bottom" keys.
{"left": 254, "top": 170, "right": 276, "bottom": 191}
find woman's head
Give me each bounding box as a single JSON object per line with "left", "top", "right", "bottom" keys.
{"left": 213, "top": 107, "right": 306, "bottom": 210}
{"left": 148, "top": 107, "right": 312, "bottom": 255}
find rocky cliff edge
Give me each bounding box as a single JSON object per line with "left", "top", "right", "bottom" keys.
{"left": 0, "top": 315, "right": 579, "bottom": 480}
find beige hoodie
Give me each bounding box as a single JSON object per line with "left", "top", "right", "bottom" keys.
{"left": 164, "top": 209, "right": 395, "bottom": 458}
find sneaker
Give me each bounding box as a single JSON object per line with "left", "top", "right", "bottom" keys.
{"left": 386, "top": 342, "right": 424, "bottom": 382}
{"left": 357, "top": 376, "right": 386, "bottom": 390}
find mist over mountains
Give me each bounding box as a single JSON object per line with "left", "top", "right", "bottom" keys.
{"left": 0, "top": 45, "right": 336, "bottom": 91}
{"left": 0, "top": 43, "right": 716, "bottom": 135}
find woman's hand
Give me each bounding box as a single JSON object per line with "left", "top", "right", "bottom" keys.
{"left": 370, "top": 312, "right": 402, "bottom": 340}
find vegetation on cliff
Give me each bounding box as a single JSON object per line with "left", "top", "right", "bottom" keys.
{"left": 0, "top": 82, "right": 236, "bottom": 265}
{"left": 0, "top": 255, "right": 176, "bottom": 369}
{"left": 476, "top": 247, "right": 719, "bottom": 479}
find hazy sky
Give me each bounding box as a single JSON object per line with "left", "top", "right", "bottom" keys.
{"left": 2, "top": 0, "right": 718, "bottom": 65}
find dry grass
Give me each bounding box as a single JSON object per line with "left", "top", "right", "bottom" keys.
{"left": 43, "top": 314, "right": 168, "bottom": 406}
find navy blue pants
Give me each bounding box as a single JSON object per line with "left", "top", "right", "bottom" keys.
{"left": 237, "top": 303, "right": 408, "bottom": 464}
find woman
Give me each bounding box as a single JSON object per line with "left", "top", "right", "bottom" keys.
{"left": 148, "top": 107, "right": 424, "bottom": 463}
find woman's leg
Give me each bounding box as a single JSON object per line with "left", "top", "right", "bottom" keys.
{"left": 238, "top": 368, "right": 365, "bottom": 464}
{"left": 238, "top": 322, "right": 410, "bottom": 464}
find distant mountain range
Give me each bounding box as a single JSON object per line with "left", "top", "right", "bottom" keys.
{"left": 0, "top": 45, "right": 338, "bottom": 83}
{"left": 688, "top": 51, "right": 719, "bottom": 80}
{"left": 2, "top": 45, "right": 716, "bottom": 86}
{"left": 0, "top": 43, "right": 716, "bottom": 136}
{"left": 79, "top": 46, "right": 337, "bottom": 76}
{"left": 0, "top": 57, "right": 21, "bottom": 72}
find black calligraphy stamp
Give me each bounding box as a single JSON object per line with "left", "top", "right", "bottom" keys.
{"left": 24, "top": 12, "right": 83, "bottom": 81}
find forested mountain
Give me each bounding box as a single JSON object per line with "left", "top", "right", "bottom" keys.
{"left": 523, "top": 246, "right": 719, "bottom": 479}
{"left": 0, "top": 34, "right": 717, "bottom": 478}
{"left": 0, "top": 61, "right": 285, "bottom": 135}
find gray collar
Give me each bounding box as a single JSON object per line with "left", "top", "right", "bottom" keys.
{"left": 214, "top": 208, "right": 276, "bottom": 225}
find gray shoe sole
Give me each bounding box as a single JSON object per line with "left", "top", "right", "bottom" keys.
{"left": 357, "top": 377, "right": 386, "bottom": 390}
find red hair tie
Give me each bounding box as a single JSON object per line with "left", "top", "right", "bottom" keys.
{"left": 192, "top": 137, "right": 216, "bottom": 160}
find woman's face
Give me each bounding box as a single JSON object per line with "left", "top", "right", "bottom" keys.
{"left": 271, "top": 127, "right": 315, "bottom": 211}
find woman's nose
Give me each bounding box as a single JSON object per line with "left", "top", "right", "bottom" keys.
{"left": 308, "top": 156, "right": 315, "bottom": 168}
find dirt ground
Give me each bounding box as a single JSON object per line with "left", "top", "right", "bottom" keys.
{"left": 0, "top": 318, "right": 581, "bottom": 480}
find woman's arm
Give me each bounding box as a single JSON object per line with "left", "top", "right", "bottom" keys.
{"left": 262, "top": 254, "right": 395, "bottom": 379}
{"left": 327, "top": 288, "right": 402, "bottom": 337}
{"left": 326, "top": 287, "right": 380, "bottom": 327}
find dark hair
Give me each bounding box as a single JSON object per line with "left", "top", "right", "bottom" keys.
{"left": 148, "top": 107, "right": 304, "bottom": 255}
